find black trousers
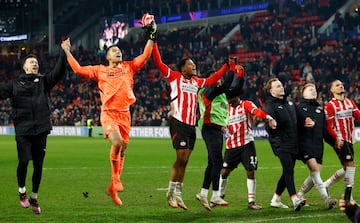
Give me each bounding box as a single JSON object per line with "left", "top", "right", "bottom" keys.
{"left": 275, "top": 151, "right": 297, "bottom": 197}
{"left": 16, "top": 132, "right": 47, "bottom": 193}
{"left": 201, "top": 125, "right": 224, "bottom": 191}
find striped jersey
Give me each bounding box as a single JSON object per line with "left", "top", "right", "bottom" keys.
{"left": 152, "top": 43, "right": 228, "bottom": 126}
{"left": 324, "top": 97, "right": 360, "bottom": 143}
{"left": 226, "top": 100, "right": 267, "bottom": 149}
{"left": 167, "top": 71, "right": 206, "bottom": 126}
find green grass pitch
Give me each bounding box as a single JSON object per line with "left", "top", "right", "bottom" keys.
{"left": 0, "top": 135, "right": 357, "bottom": 222}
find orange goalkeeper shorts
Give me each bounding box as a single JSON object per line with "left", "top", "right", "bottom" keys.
{"left": 101, "top": 110, "right": 131, "bottom": 144}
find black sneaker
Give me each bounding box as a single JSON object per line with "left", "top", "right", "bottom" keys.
{"left": 248, "top": 201, "right": 262, "bottom": 210}
{"left": 29, "top": 198, "right": 41, "bottom": 214}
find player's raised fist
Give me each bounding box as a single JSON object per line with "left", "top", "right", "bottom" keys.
{"left": 141, "top": 13, "right": 154, "bottom": 28}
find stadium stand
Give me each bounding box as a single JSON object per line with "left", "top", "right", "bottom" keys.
{"left": 0, "top": 0, "right": 359, "bottom": 127}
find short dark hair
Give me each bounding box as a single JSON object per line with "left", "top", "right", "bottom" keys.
{"left": 177, "top": 58, "right": 192, "bottom": 72}
{"left": 105, "top": 45, "right": 119, "bottom": 55}
{"left": 328, "top": 79, "right": 342, "bottom": 96}
{"left": 22, "top": 54, "right": 37, "bottom": 66}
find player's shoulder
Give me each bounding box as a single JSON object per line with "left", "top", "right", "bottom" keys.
{"left": 192, "top": 75, "right": 206, "bottom": 84}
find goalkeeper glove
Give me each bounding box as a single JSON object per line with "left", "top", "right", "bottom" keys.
{"left": 141, "top": 13, "right": 157, "bottom": 42}
{"left": 147, "top": 21, "right": 157, "bottom": 41}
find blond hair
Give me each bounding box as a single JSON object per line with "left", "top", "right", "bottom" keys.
{"left": 300, "top": 82, "right": 315, "bottom": 96}
{"left": 265, "top": 77, "right": 279, "bottom": 93}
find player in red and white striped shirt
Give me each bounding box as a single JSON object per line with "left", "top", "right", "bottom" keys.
{"left": 219, "top": 96, "right": 276, "bottom": 210}
{"left": 324, "top": 80, "right": 360, "bottom": 201}
{"left": 152, "top": 42, "right": 235, "bottom": 210}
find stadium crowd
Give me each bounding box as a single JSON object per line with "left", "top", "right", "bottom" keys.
{"left": 0, "top": 0, "right": 359, "bottom": 128}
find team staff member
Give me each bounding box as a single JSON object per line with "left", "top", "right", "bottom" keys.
{"left": 196, "top": 65, "right": 244, "bottom": 211}
{"left": 219, "top": 96, "right": 276, "bottom": 210}
{"left": 264, "top": 77, "right": 306, "bottom": 211}
{"left": 323, "top": 80, "right": 360, "bottom": 202}
{"left": 152, "top": 40, "right": 235, "bottom": 210}
{"left": 61, "top": 14, "right": 156, "bottom": 206}
{"left": 0, "top": 41, "right": 68, "bottom": 214}
{"left": 295, "top": 83, "right": 337, "bottom": 209}
{"left": 87, "top": 118, "right": 93, "bottom": 137}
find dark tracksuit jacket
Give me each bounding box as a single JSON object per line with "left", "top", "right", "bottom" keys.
{"left": 296, "top": 98, "right": 334, "bottom": 162}
{"left": 264, "top": 95, "right": 298, "bottom": 156}
{"left": 0, "top": 50, "right": 67, "bottom": 136}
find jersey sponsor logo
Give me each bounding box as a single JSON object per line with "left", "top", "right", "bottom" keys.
{"left": 106, "top": 70, "right": 125, "bottom": 78}
{"left": 181, "top": 83, "right": 198, "bottom": 94}
{"left": 335, "top": 110, "right": 353, "bottom": 119}
{"left": 228, "top": 114, "right": 246, "bottom": 124}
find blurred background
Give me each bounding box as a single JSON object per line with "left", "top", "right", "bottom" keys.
{"left": 0, "top": 0, "right": 359, "bottom": 128}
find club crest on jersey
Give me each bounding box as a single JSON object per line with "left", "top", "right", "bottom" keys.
{"left": 180, "top": 140, "right": 187, "bottom": 147}
{"left": 288, "top": 101, "right": 293, "bottom": 106}
{"left": 316, "top": 108, "right": 321, "bottom": 113}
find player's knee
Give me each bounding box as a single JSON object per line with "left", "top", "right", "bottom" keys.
{"left": 110, "top": 138, "right": 124, "bottom": 148}
{"left": 247, "top": 172, "right": 255, "bottom": 179}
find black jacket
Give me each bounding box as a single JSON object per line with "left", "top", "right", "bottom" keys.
{"left": 296, "top": 98, "right": 334, "bottom": 160}
{"left": 265, "top": 95, "right": 298, "bottom": 155}
{"left": 0, "top": 50, "right": 66, "bottom": 135}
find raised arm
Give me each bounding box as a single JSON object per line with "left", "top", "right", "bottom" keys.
{"left": 45, "top": 42, "right": 67, "bottom": 89}
{"left": 61, "top": 38, "right": 98, "bottom": 79}
{"left": 204, "top": 59, "right": 239, "bottom": 86}
{"left": 152, "top": 43, "right": 171, "bottom": 77}
{"left": 132, "top": 17, "right": 156, "bottom": 71}
{"left": 132, "top": 39, "right": 154, "bottom": 71}
{"left": 202, "top": 70, "right": 235, "bottom": 100}
{"left": 204, "top": 64, "right": 230, "bottom": 86}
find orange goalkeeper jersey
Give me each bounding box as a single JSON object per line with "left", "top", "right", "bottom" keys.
{"left": 67, "top": 45, "right": 152, "bottom": 111}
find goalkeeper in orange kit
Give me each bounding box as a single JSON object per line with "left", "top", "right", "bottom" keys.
{"left": 61, "top": 14, "right": 157, "bottom": 206}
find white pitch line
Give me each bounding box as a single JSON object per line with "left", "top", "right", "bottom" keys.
{"left": 224, "top": 212, "right": 343, "bottom": 223}
{"left": 156, "top": 188, "right": 168, "bottom": 191}
{"left": 42, "top": 164, "right": 341, "bottom": 171}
